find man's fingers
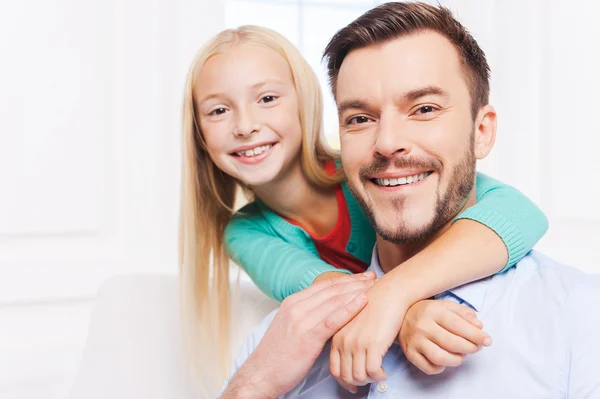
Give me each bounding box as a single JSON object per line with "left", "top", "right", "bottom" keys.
{"left": 291, "top": 271, "right": 375, "bottom": 304}
{"left": 420, "top": 340, "right": 464, "bottom": 367}
{"left": 307, "top": 278, "right": 375, "bottom": 312}
{"left": 365, "top": 349, "right": 387, "bottom": 382}
{"left": 302, "top": 279, "right": 374, "bottom": 329}
{"left": 315, "top": 293, "right": 368, "bottom": 340}
{"left": 437, "top": 308, "right": 492, "bottom": 347}
{"left": 429, "top": 323, "right": 480, "bottom": 355}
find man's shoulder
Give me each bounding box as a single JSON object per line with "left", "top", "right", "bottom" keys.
{"left": 515, "top": 250, "right": 594, "bottom": 279}
{"left": 501, "top": 250, "right": 600, "bottom": 302}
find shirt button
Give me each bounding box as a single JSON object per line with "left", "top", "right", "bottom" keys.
{"left": 376, "top": 382, "right": 388, "bottom": 393}
{"left": 347, "top": 242, "right": 356, "bottom": 252}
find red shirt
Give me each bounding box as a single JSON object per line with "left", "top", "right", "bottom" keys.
{"left": 285, "top": 162, "right": 369, "bottom": 273}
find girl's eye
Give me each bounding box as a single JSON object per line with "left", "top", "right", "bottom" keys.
{"left": 209, "top": 107, "right": 227, "bottom": 116}
{"left": 414, "top": 105, "right": 437, "bottom": 115}
{"left": 260, "top": 95, "right": 277, "bottom": 103}
{"left": 347, "top": 115, "right": 371, "bottom": 125}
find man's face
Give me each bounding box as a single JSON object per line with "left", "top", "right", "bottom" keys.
{"left": 336, "top": 31, "right": 479, "bottom": 244}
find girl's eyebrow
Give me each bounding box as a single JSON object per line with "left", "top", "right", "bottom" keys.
{"left": 251, "top": 78, "right": 286, "bottom": 90}
{"left": 199, "top": 78, "right": 287, "bottom": 105}
{"left": 199, "top": 93, "right": 223, "bottom": 104}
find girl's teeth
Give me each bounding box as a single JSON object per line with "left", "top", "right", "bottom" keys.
{"left": 237, "top": 144, "right": 272, "bottom": 157}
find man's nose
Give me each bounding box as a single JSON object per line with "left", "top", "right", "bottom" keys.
{"left": 373, "top": 116, "right": 412, "bottom": 158}
{"left": 232, "top": 107, "right": 260, "bottom": 138}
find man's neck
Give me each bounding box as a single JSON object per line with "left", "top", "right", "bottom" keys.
{"left": 377, "top": 189, "right": 478, "bottom": 273}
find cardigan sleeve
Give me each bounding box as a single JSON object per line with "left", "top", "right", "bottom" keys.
{"left": 225, "top": 204, "right": 350, "bottom": 302}
{"left": 454, "top": 172, "right": 549, "bottom": 271}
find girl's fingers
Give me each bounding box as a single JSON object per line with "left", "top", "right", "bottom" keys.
{"left": 420, "top": 339, "right": 465, "bottom": 368}
{"left": 443, "top": 301, "right": 484, "bottom": 328}
{"left": 351, "top": 349, "right": 368, "bottom": 385}
{"left": 406, "top": 348, "right": 446, "bottom": 375}
{"left": 429, "top": 322, "right": 480, "bottom": 355}
{"left": 339, "top": 350, "right": 354, "bottom": 386}
{"left": 365, "top": 348, "right": 387, "bottom": 382}
{"left": 437, "top": 305, "right": 491, "bottom": 347}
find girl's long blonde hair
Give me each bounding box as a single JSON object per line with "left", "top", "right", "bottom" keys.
{"left": 178, "top": 25, "right": 343, "bottom": 389}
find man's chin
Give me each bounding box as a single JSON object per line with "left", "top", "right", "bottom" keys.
{"left": 373, "top": 216, "right": 436, "bottom": 244}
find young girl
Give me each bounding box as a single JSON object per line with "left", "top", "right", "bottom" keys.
{"left": 179, "top": 25, "right": 548, "bottom": 388}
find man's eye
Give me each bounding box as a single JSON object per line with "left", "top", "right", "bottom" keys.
{"left": 347, "top": 116, "right": 371, "bottom": 125}
{"left": 414, "top": 105, "right": 437, "bottom": 115}
{"left": 209, "top": 107, "right": 227, "bottom": 116}
{"left": 260, "top": 95, "right": 277, "bottom": 103}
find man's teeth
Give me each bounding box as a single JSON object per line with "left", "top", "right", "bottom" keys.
{"left": 237, "top": 144, "right": 272, "bottom": 157}
{"left": 375, "top": 172, "right": 430, "bottom": 187}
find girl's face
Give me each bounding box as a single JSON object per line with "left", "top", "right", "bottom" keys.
{"left": 195, "top": 44, "right": 303, "bottom": 188}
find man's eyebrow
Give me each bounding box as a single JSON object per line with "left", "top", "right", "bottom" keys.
{"left": 337, "top": 99, "right": 371, "bottom": 116}
{"left": 400, "top": 86, "right": 449, "bottom": 102}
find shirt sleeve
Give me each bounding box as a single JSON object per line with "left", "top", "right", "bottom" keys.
{"left": 225, "top": 211, "right": 351, "bottom": 302}
{"left": 454, "top": 172, "right": 549, "bottom": 271}
{"left": 566, "top": 275, "right": 600, "bottom": 398}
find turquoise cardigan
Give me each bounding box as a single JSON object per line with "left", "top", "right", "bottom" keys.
{"left": 225, "top": 173, "right": 549, "bottom": 301}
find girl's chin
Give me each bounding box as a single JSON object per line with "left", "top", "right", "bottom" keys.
{"left": 238, "top": 171, "right": 281, "bottom": 188}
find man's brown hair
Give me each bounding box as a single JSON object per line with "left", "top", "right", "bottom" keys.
{"left": 322, "top": 1, "right": 490, "bottom": 118}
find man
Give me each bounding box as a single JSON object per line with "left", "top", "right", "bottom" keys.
{"left": 221, "top": 2, "right": 600, "bottom": 398}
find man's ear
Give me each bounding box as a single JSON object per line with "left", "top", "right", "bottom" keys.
{"left": 473, "top": 105, "right": 497, "bottom": 160}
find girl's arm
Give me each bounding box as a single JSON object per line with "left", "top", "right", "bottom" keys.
{"left": 328, "top": 173, "right": 549, "bottom": 387}
{"left": 382, "top": 172, "right": 548, "bottom": 304}
{"left": 458, "top": 172, "right": 549, "bottom": 270}
{"left": 225, "top": 203, "right": 349, "bottom": 302}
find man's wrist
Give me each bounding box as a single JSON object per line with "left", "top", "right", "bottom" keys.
{"left": 221, "top": 359, "right": 276, "bottom": 399}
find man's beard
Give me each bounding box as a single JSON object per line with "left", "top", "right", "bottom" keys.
{"left": 347, "top": 137, "right": 476, "bottom": 244}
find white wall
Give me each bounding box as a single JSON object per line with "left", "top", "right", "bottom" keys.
{"left": 1, "top": 0, "right": 599, "bottom": 397}
{"left": 0, "top": 0, "right": 224, "bottom": 397}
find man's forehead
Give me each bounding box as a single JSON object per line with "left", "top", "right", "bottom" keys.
{"left": 335, "top": 30, "right": 465, "bottom": 101}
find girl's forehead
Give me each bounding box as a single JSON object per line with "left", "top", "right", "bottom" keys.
{"left": 194, "top": 44, "right": 295, "bottom": 96}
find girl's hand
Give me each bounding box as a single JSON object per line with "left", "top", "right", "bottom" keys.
{"left": 399, "top": 300, "right": 492, "bottom": 375}
{"left": 329, "top": 276, "right": 405, "bottom": 390}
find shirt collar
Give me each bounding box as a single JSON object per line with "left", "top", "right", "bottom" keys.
{"left": 369, "top": 246, "right": 491, "bottom": 312}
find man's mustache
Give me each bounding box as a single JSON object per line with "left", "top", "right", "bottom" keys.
{"left": 359, "top": 157, "right": 442, "bottom": 180}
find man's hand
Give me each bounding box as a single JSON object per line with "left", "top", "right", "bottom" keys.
{"left": 329, "top": 275, "right": 404, "bottom": 391}
{"left": 399, "top": 300, "right": 492, "bottom": 375}
{"left": 221, "top": 271, "right": 376, "bottom": 399}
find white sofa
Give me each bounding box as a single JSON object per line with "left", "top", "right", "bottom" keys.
{"left": 69, "top": 274, "right": 278, "bottom": 399}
